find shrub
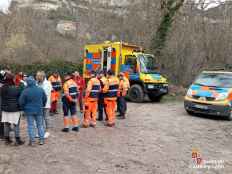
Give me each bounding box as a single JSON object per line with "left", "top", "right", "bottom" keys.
{"left": 0, "top": 60, "right": 83, "bottom": 77}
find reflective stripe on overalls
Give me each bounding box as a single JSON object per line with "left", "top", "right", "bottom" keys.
{"left": 106, "top": 84, "right": 119, "bottom": 98}
{"left": 90, "top": 84, "right": 100, "bottom": 98}
{"left": 51, "top": 81, "right": 62, "bottom": 91}
{"left": 69, "top": 84, "right": 78, "bottom": 99}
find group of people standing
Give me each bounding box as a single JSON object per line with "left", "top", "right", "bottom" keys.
{"left": 60, "top": 69, "right": 130, "bottom": 131}
{"left": 0, "top": 68, "right": 130, "bottom": 147}
{"left": 82, "top": 70, "right": 129, "bottom": 128}
{"left": 0, "top": 70, "right": 47, "bottom": 146}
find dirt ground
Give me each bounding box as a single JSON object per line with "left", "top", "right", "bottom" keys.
{"left": 0, "top": 100, "right": 231, "bottom": 174}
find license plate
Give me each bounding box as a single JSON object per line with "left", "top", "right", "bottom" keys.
{"left": 194, "top": 104, "right": 208, "bottom": 110}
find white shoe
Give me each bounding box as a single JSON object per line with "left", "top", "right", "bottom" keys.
{"left": 44, "top": 132, "right": 50, "bottom": 139}
{"left": 35, "top": 134, "right": 39, "bottom": 138}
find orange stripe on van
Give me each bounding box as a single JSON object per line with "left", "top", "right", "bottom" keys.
{"left": 201, "top": 86, "right": 210, "bottom": 90}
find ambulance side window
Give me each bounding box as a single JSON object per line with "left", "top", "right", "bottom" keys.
{"left": 125, "top": 56, "right": 137, "bottom": 73}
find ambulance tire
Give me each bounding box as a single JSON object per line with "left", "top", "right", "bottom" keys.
{"left": 148, "top": 94, "right": 162, "bottom": 102}
{"left": 186, "top": 109, "right": 194, "bottom": 116}
{"left": 226, "top": 112, "right": 232, "bottom": 121}
{"left": 128, "top": 84, "right": 144, "bottom": 103}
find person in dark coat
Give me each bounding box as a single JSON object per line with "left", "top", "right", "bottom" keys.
{"left": 19, "top": 76, "right": 47, "bottom": 146}
{"left": 1, "top": 73, "right": 24, "bottom": 145}
{"left": 0, "top": 70, "right": 6, "bottom": 139}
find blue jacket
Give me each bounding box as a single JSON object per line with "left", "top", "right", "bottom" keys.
{"left": 19, "top": 77, "right": 47, "bottom": 115}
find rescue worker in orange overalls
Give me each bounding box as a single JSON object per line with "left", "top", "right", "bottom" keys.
{"left": 117, "top": 72, "right": 130, "bottom": 119}
{"left": 62, "top": 73, "right": 79, "bottom": 132}
{"left": 97, "top": 70, "right": 108, "bottom": 121}
{"left": 48, "top": 72, "right": 62, "bottom": 115}
{"left": 83, "top": 71, "right": 101, "bottom": 128}
{"left": 103, "top": 70, "right": 119, "bottom": 127}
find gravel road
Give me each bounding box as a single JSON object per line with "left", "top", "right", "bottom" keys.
{"left": 0, "top": 101, "right": 231, "bottom": 174}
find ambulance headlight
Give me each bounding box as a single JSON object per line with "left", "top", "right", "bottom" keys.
{"left": 215, "top": 93, "right": 227, "bottom": 101}
{"left": 186, "top": 89, "right": 193, "bottom": 97}
{"left": 147, "top": 84, "right": 154, "bottom": 89}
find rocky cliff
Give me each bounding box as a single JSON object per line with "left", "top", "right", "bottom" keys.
{"left": 0, "top": 0, "right": 154, "bottom": 63}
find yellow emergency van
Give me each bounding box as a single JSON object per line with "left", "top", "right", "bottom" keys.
{"left": 83, "top": 41, "right": 168, "bottom": 102}
{"left": 185, "top": 70, "right": 232, "bottom": 120}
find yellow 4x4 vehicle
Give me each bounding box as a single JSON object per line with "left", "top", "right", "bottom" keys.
{"left": 184, "top": 71, "right": 232, "bottom": 120}
{"left": 83, "top": 41, "right": 168, "bottom": 102}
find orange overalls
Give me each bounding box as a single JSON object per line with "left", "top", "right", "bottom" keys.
{"left": 117, "top": 76, "right": 130, "bottom": 117}
{"left": 48, "top": 75, "right": 62, "bottom": 113}
{"left": 103, "top": 76, "right": 119, "bottom": 127}
{"left": 118, "top": 76, "right": 130, "bottom": 96}
{"left": 83, "top": 77, "right": 101, "bottom": 127}
{"left": 62, "top": 79, "right": 79, "bottom": 129}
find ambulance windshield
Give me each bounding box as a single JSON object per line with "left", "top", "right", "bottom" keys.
{"left": 139, "top": 54, "right": 157, "bottom": 73}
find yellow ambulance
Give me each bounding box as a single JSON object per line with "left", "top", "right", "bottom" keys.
{"left": 83, "top": 41, "right": 168, "bottom": 102}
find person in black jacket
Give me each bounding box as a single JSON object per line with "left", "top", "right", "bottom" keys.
{"left": 0, "top": 70, "right": 6, "bottom": 139}
{"left": 1, "top": 73, "right": 24, "bottom": 145}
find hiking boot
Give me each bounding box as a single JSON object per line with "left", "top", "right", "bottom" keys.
{"left": 44, "top": 132, "right": 50, "bottom": 139}
{"left": 117, "top": 115, "right": 126, "bottom": 119}
{"left": 62, "top": 128, "right": 69, "bottom": 132}
{"left": 121, "top": 115, "right": 126, "bottom": 119}
{"left": 0, "top": 135, "right": 4, "bottom": 140}
{"left": 105, "top": 123, "right": 115, "bottom": 127}
{"left": 28, "top": 141, "right": 36, "bottom": 147}
{"left": 72, "top": 127, "right": 79, "bottom": 132}
{"left": 82, "top": 124, "right": 89, "bottom": 128}
{"left": 15, "top": 137, "right": 25, "bottom": 146}
{"left": 90, "top": 124, "right": 96, "bottom": 128}
{"left": 5, "top": 137, "right": 13, "bottom": 145}
{"left": 39, "top": 140, "right": 44, "bottom": 145}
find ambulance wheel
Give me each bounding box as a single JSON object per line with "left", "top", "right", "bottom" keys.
{"left": 148, "top": 94, "right": 162, "bottom": 102}
{"left": 226, "top": 112, "right": 232, "bottom": 121}
{"left": 186, "top": 109, "right": 194, "bottom": 115}
{"left": 128, "top": 84, "right": 144, "bottom": 103}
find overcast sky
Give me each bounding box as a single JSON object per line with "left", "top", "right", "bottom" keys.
{"left": 0, "top": 0, "right": 12, "bottom": 14}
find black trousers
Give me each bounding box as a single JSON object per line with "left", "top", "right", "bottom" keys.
{"left": 118, "top": 96, "right": 127, "bottom": 116}
{"left": 0, "top": 87, "right": 3, "bottom": 138}
{"left": 98, "top": 94, "right": 107, "bottom": 121}
{"left": 0, "top": 113, "right": 4, "bottom": 138}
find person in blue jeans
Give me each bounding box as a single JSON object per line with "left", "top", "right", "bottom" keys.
{"left": 19, "top": 76, "right": 47, "bottom": 146}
